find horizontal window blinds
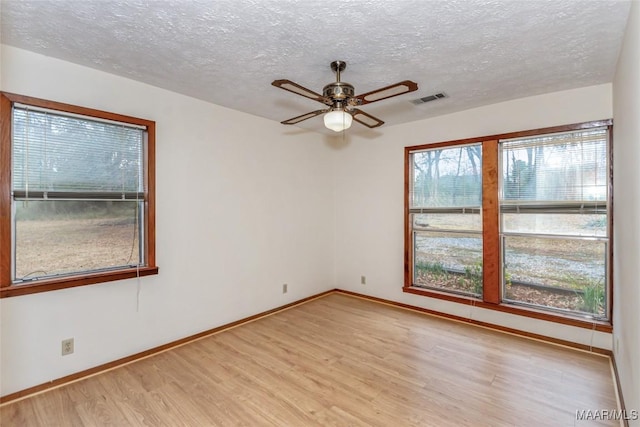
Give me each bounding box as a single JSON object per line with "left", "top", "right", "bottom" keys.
{"left": 501, "top": 128, "right": 608, "bottom": 207}
{"left": 12, "top": 106, "right": 144, "bottom": 199}
{"left": 409, "top": 143, "right": 482, "bottom": 213}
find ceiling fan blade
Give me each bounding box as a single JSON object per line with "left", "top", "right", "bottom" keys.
{"left": 351, "top": 109, "right": 384, "bottom": 128}
{"left": 280, "top": 109, "right": 329, "bottom": 125}
{"left": 272, "top": 79, "right": 332, "bottom": 105}
{"left": 353, "top": 80, "right": 418, "bottom": 105}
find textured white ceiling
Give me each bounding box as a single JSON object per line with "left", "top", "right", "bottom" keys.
{"left": 0, "top": 0, "right": 631, "bottom": 136}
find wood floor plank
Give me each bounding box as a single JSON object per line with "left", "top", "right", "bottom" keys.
{"left": 0, "top": 293, "right": 619, "bottom": 426}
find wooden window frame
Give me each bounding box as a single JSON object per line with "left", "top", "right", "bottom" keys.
{"left": 0, "top": 92, "right": 158, "bottom": 298}
{"left": 404, "top": 120, "right": 613, "bottom": 332}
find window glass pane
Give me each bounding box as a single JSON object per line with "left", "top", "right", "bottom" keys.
{"left": 414, "top": 230, "right": 482, "bottom": 296}
{"left": 414, "top": 213, "right": 482, "bottom": 232}
{"left": 501, "top": 129, "right": 607, "bottom": 203}
{"left": 12, "top": 107, "right": 144, "bottom": 193}
{"left": 503, "top": 213, "right": 607, "bottom": 237}
{"left": 14, "top": 201, "right": 141, "bottom": 281}
{"left": 502, "top": 236, "right": 606, "bottom": 318}
{"left": 411, "top": 144, "right": 482, "bottom": 208}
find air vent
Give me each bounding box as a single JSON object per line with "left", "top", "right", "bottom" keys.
{"left": 411, "top": 92, "right": 447, "bottom": 105}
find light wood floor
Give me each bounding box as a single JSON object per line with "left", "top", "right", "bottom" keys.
{"left": 1, "top": 293, "right": 619, "bottom": 426}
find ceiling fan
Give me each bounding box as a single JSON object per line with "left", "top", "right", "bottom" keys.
{"left": 272, "top": 61, "right": 418, "bottom": 132}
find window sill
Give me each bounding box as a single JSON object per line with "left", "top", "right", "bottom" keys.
{"left": 403, "top": 285, "right": 612, "bottom": 333}
{"left": 0, "top": 266, "right": 159, "bottom": 298}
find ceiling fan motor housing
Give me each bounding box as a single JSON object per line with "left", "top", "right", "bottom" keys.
{"left": 323, "top": 82, "right": 355, "bottom": 101}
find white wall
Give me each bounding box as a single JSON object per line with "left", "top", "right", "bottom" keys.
{"left": 0, "top": 46, "right": 336, "bottom": 396}
{"left": 613, "top": 0, "right": 640, "bottom": 421}
{"left": 333, "top": 84, "right": 614, "bottom": 350}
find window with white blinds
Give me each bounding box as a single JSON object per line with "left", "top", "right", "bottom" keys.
{"left": 501, "top": 128, "right": 608, "bottom": 212}
{"left": 499, "top": 127, "right": 610, "bottom": 319}
{"left": 12, "top": 105, "right": 145, "bottom": 200}
{"left": 0, "top": 92, "right": 157, "bottom": 294}
{"left": 405, "top": 120, "right": 612, "bottom": 325}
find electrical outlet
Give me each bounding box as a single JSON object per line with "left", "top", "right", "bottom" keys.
{"left": 61, "top": 338, "right": 74, "bottom": 356}
{"left": 282, "top": 283, "right": 288, "bottom": 294}
{"left": 361, "top": 275, "right": 366, "bottom": 285}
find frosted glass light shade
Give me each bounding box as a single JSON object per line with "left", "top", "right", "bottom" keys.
{"left": 324, "top": 110, "right": 353, "bottom": 132}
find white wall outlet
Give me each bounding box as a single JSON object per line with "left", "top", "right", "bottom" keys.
{"left": 282, "top": 283, "right": 288, "bottom": 294}
{"left": 61, "top": 338, "right": 74, "bottom": 356}
{"left": 361, "top": 275, "right": 366, "bottom": 285}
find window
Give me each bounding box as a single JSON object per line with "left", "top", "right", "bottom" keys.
{"left": 500, "top": 128, "right": 609, "bottom": 319}
{"left": 0, "top": 92, "right": 158, "bottom": 297}
{"left": 408, "top": 143, "right": 483, "bottom": 297}
{"left": 405, "top": 120, "right": 612, "bottom": 328}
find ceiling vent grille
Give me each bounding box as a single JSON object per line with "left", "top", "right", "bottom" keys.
{"left": 411, "top": 92, "right": 447, "bottom": 105}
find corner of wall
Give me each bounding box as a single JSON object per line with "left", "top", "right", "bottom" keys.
{"left": 612, "top": 0, "right": 640, "bottom": 421}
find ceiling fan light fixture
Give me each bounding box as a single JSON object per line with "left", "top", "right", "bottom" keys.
{"left": 324, "top": 109, "right": 353, "bottom": 132}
